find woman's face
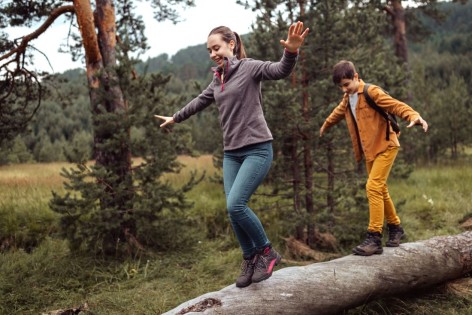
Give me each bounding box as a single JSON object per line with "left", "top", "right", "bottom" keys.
{"left": 207, "top": 34, "right": 235, "bottom": 68}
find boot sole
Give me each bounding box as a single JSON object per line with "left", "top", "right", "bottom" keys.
{"left": 352, "top": 248, "right": 383, "bottom": 256}
{"left": 236, "top": 280, "right": 252, "bottom": 288}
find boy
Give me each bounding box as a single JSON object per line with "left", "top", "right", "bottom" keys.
{"left": 319, "top": 60, "right": 428, "bottom": 256}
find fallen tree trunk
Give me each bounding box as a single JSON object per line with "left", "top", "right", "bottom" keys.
{"left": 163, "top": 231, "right": 472, "bottom": 315}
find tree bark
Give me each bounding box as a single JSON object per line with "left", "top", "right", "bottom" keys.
{"left": 385, "top": 0, "right": 408, "bottom": 62}
{"left": 326, "top": 140, "right": 335, "bottom": 225}
{"left": 74, "top": 0, "right": 102, "bottom": 88}
{"left": 74, "top": 0, "right": 135, "bottom": 251}
{"left": 164, "top": 232, "right": 472, "bottom": 315}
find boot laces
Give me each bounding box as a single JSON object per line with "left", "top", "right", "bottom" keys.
{"left": 360, "top": 233, "right": 378, "bottom": 246}
{"left": 240, "top": 259, "right": 253, "bottom": 275}
{"left": 254, "top": 254, "right": 270, "bottom": 272}
{"left": 388, "top": 226, "right": 402, "bottom": 238}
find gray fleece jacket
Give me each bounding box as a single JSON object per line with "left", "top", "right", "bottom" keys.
{"left": 173, "top": 50, "right": 298, "bottom": 151}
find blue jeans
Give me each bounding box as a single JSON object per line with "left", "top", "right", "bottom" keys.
{"left": 223, "top": 141, "right": 273, "bottom": 258}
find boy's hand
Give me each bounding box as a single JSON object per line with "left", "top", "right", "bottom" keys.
{"left": 154, "top": 115, "right": 175, "bottom": 128}
{"left": 407, "top": 117, "right": 428, "bottom": 132}
{"left": 280, "top": 21, "right": 309, "bottom": 53}
{"left": 320, "top": 125, "right": 326, "bottom": 137}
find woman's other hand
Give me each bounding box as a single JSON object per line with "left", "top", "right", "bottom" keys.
{"left": 154, "top": 115, "right": 175, "bottom": 128}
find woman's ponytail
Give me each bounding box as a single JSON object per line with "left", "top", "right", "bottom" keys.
{"left": 233, "top": 32, "right": 247, "bottom": 59}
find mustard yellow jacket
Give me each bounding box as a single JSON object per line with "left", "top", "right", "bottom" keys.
{"left": 321, "top": 80, "right": 421, "bottom": 163}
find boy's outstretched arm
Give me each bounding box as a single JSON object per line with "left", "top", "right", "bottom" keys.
{"left": 407, "top": 116, "right": 428, "bottom": 132}
{"left": 319, "top": 122, "right": 329, "bottom": 137}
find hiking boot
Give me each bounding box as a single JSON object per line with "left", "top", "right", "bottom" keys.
{"left": 236, "top": 257, "right": 255, "bottom": 288}
{"left": 386, "top": 224, "right": 405, "bottom": 247}
{"left": 252, "top": 246, "right": 282, "bottom": 283}
{"left": 352, "top": 231, "right": 383, "bottom": 256}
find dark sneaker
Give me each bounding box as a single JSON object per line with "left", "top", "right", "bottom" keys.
{"left": 386, "top": 224, "right": 405, "bottom": 247}
{"left": 252, "top": 246, "right": 282, "bottom": 283}
{"left": 236, "top": 258, "right": 255, "bottom": 288}
{"left": 352, "top": 232, "right": 383, "bottom": 256}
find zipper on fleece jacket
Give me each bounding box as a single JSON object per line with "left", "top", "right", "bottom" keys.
{"left": 212, "top": 58, "right": 229, "bottom": 91}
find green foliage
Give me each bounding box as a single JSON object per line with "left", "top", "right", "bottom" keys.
{"left": 404, "top": 1, "right": 472, "bottom": 163}
{"left": 0, "top": 136, "right": 33, "bottom": 165}
{"left": 406, "top": 58, "right": 472, "bottom": 162}
{"left": 63, "top": 130, "right": 93, "bottom": 163}
{"left": 49, "top": 65, "right": 204, "bottom": 256}
{"left": 0, "top": 71, "right": 41, "bottom": 147}
{"left": 0, "top": 203, "right": 57, "bottom": 252}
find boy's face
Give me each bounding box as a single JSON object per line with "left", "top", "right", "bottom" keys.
{"left": 338, "top": 73, "right": 359, "bottom": 95}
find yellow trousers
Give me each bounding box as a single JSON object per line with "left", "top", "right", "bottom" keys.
{"left": 365, "top": 146, "right": 401, "bottom": 233}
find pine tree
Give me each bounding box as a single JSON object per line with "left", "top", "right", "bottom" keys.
{"left": 1, "top": 0, "right": 197, "bottom": 256}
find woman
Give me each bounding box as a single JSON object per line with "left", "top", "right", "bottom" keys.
{"left": 155, "top": 21, "right": 309, "bottom": 288}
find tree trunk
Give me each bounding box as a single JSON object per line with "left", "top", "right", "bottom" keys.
{"left": 289, "top": 63, "right": 303, "bottom": 241}
{"left": 290, "top": 133, "right": 304, "bottom": 240}
{"left": 326, "top": 140, "right": 335, "bottom": 225}
{"left": 164, "top": 232, "right": 472, "bottom": 315}
{"left": 74, "top": 0, "right": 135, "bottom": 249}
{"left": 299, "top": 2, "right": 315, "bottom": 247}
{"left": 302, "top": 65, "right": 315, "bottom": 247}
{"left": 93, "top": 0, "right": 132, "bottom": 190}
{"left": 385, "top": 0, "right": 408, "bottom": 62}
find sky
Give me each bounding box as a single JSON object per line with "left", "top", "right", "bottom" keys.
{"left": 7, "top": 0, "right": 258, "bottom": 73}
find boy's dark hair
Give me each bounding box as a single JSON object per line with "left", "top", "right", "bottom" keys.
{"left": 332, "top": 60, "right": 356, "bottom": 85}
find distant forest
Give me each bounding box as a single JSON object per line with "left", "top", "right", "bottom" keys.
{"left": 1, "top": 1, "right": 470, "bottom": 165}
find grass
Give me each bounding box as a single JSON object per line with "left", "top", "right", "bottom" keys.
{"left": 0, "top": 162, "right": 67, "bottom": 205}
{"left": 388, "top": 163, "right": 472, "bottom": 241}
{"left": 0, "top": 163, "right": 68, "bottom": 252}
{"left": 0, "top": 156, "right": 471, "bottom": 314}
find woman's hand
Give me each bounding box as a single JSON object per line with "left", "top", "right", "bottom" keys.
{"left": 280, "top": 21, "right": 310, "bottom": 53}
{"left": 154, "top": 115, "right": 175, "bottom": 128}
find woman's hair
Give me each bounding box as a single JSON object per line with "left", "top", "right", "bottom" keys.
{"left": 332, "top": 60, "right": 356, "bottom": 84}
{"left": 208, "top": 26, "right": 247, "bottom": 59}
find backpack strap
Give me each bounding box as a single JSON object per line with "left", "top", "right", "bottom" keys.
{"left": 363, "top": 83, "right": 394, "bottom": 141}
